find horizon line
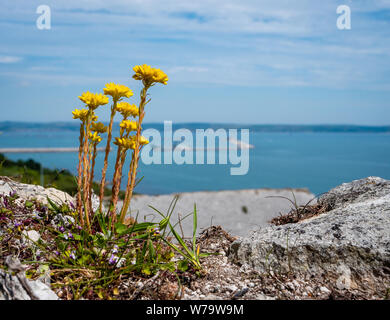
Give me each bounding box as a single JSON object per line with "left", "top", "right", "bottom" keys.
{"left": 1, "top": 121, "right": 390, "bottom": 127}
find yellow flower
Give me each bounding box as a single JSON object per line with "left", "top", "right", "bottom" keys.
{"left": 114, "top": 135, "right": 149, "bottom": 150}
{"left": 116, "top": 102, "right": 139, "bottom": 119}
{"left": 79, "top": 91, "right": 109, "bottom": 110}
{"left": 152, "top": 69, "right": 169, "bottom": 85}
{"left": 72, "top": 108, "right": 89, "bottom": 122}
{"left": 103, "top": 83, "right": 133, "bottom": 101}
{"left": 138, "top": 136, "right": 149, "bottom": 146}
{"left": 91, "top": 122, "right": 108, "bottom": 134}
{"left": 89, "top": 131, "right": 102, "bottom": 144}
{"left": 113, "top": 137, "right": 136, "bottom": 150}
{"left": 72, "top": 109, "right": 98, "bottom": 123}
{"left": 120, "top": 120, "right": 138, "bottom": 133}
{"left": 132, "top": 64, "right": 168, "bottom": 86}
{"left": 129, "top": 135, "right": 149, "bottom": 147}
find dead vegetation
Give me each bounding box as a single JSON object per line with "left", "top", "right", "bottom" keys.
{"left": 270, "top": 202, "right": 332, "bottom": 226}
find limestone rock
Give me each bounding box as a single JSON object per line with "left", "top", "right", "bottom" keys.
{"left": 229, "top": 177, "right": 390, "bottom": 294}
{"left": 21, "top": 230, "right": 41, "bottom": 245}
{"left": 0, "top": 270, "right": 58, "bottom": 300}
{"left": 0, "top": 256, "right": 58, "bottom": 300}
{"left": 0, "top": 176, "right": 74, "bottom": 207}
{"left": 0, "top": 176, "right": 105, "bottom": 213}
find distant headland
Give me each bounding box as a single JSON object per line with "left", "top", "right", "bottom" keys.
{"left": 1, "top": 121, "right": 390, "bottom": 133}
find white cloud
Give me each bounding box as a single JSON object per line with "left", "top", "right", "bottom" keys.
{"left": 0, "top": 1, "right": 389, "bottom": 90}
{"left": 0, "top": 55, "right": 22, "bottom": 63}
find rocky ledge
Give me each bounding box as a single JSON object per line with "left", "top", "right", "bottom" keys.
{"left": 229, "top": 176, "right": 390, "bottom": 298}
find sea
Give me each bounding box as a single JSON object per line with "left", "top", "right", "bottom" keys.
{"left": 0, "top": 122, "right": 389, "bottom": 197}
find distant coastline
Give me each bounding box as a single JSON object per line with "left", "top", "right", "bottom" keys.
{"left": 1, "top": 121, "right": 390, "bottom": 133}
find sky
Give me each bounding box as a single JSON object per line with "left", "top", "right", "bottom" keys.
{"left": 0, "top": 0, "right": 389, "bottom": 125}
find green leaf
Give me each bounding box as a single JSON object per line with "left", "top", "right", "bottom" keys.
{"left": 192, "top": 204, "right": 197, "bottom": 252}
{"left": 97, "top": 212, "right": 108, "bottom": 235}
{"left": 169, "top": 222, "right": 194, "bottom": 259}
{"left": 159, "top": 262, "right": 176, "bottom": 272}
{"left": 178, "top": 260, "right": 189, "bottom": 272}
{"left": 148, "top": 239, "right": 156, "bottom": 262}
{"left": 131, "top": 222, "right": 156, "bottom": 232}
{"left": 25, "top": 201, "right": 34, "bottom": 208}
{"left": 114, "top": 222, "right": 127, "bottom": 235}
{"left": 159, "top": 217, "right": 169, "bottom": 230}
{"left": 80, "top": 254, "right": 91, "bottom": 265}
{"left": 162, "top": 238, "right": 192, "bottom": 262}
{"left": 140, "top": 240, "right": 148, "bottom": 262}
{"left": 199, "top": 252, "right": 217, "bottom": 257}
{"left": 73, "top": 234, "right": 82, "bottom": 241}
{"left": 141, "top": 265, "right": 152, "bottom": 276}
{"left": 46, "top": 197, "right": 60, "bottom": 213}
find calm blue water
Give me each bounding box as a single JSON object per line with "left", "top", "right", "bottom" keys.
{"left": 1, "top": 129, "right": 389, "bottom": 196}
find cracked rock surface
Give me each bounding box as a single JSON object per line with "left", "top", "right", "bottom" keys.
{"left": 229, "top": 177, "right": 390, "bottom": 297}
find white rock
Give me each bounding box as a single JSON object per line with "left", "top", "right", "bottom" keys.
{"left": 286, "top": 282, "right": 295, "bottom": 290}
{"left": 0, "top": 269, "right": 58, "bottom": 300}
{"left": 225, "top": 284, "right": 238, "bottom": 292}
{"left": 0, "top": 177, "right": 74, "bottom": 207}
{"left": 320, "top": 286, "right": 331, "bottom": 294}
{"left": 0, "top": 177, "right": 105, "bottom": 213}
{"left": 229, "top": 177, "right": 390, "bottom": 294}
{"left": 292, "top": 280, "right": 300, "bottom": 288}
{"left": 22, "top": 230, "right": 41, "bottom": 245}
{"left": 336, "top": 265, "right": 352, "bottom": 290}
{"left": 203, "top": 294, "right": 223, "bottom": 300}
{"left": 254, "top": 293, "right": 276, "bottom": 300}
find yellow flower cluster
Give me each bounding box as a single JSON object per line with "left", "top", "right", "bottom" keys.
{"left": 120, "top": 120, "right": 138, "bottom": 132}
{"left": 91, "top": 122, "right": 108, "bottom": 134}
{"left": 116, "top": 102, "right": 139, "bottom": 119}
{"left": 79, "top": 91, "right": 109, "bottom": 110}
{"left": 114, "top": 137, "right": 135, "bottom": 150}
{"left": 72, "top": 109, "right": 98, "bottom": 122}
{"left": 114, "top": 135, "right": 149, "bottom": 150}
{"left": 132, "top": 64, "right": 168, "bottom": 86}
{"left": 103, "top": 83, "right": 133, "bottom": 101}
{"left": 72, "top": 108, "right": 89, "bottom": 121}
{"left": 89, "top": 131, "right": 102, "bottom": 144}
{"left": 72, "top": 63, "right": 168, "bottom": 228}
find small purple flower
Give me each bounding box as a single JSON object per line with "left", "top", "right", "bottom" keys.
{"left": 111, "top": 245, "right": 119, "bottom": 254}
{"left": 59, "top": 226, "right": 65, "bottom": 232}
{"left": 69, "top": 251, "right": 76, "bottom": 260}
{"left": 63, "top": 232, "right": 73, "bottom": 240}
{"left": 14, "top": 221, "right": 22, "bottom": 227}
{"left": 108, "top": 254, "right": 118, "bottom": 265}
{"left": 76, "top": 225, "right": 82, "bottom": 230}
{"left": 54, "top": 250, "right": 60, "bottom": 256}
{"left": 9, "top": 191, "right": 16, "bottom": 198}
